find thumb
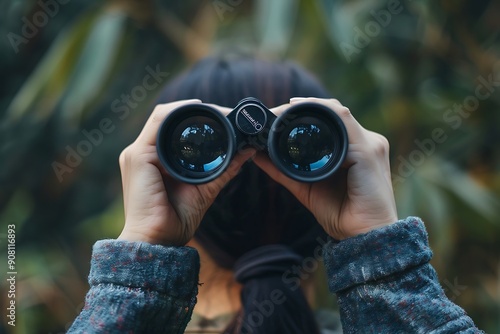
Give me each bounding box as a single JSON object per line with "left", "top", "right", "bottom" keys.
{"left": 251, "top": 152, "right": 303, "bottom": 197}
{"left": 201, "top": 148, "right": 257, "bottom": 200}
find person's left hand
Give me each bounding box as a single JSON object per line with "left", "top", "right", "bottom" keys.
{"left": 252, "top": 98, "right": 398, "bottom": 240}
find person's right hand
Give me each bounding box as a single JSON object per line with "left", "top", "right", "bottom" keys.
{"left": 253, "top": 98, "right": 398, "bottom": 240}
{"left": 118, "top": 100, "right": 256, "bottom": 247}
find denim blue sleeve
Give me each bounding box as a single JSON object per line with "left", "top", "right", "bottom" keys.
{"left": 68, "top": 240, "right": 200, "bottom": 333}
{"left": 322, "top": 217, "right": 483, "bottom": 334}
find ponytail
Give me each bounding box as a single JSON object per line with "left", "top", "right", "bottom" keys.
{"left": 224, "top": 245, "right": 320, "bottom": 334}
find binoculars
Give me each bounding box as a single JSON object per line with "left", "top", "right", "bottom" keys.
{"left": 157, "top": 98, "right": 348, "bottom": 184}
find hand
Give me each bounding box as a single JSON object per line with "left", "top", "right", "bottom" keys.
{"left": 118, "top": 100, "right": 256, "bottom": 246}
{"left": 253, "top": 98, "right": 398, "bottom": 240}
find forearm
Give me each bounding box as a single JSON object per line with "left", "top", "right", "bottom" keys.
{"left": 68, "top": 240, "right": 200, "bottom": 333}
{"left": 323, "top": 217, "right": 482, "bottom": 333}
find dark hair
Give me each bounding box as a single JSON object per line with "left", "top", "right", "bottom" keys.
{"left": 157, "top": 53, "right": 330, "bottom": 334}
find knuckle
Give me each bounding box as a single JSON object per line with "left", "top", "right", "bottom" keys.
{"left": 151, "top": 105, "right": 172, "bottom": 125}
{"left": 373, "top": 134, "right": 390, "bottom": 156}
{"left": 151, "top": 111, "right": 162, "bottom": 125}
{"left": 204, "top": 182, "right": 221, "bottom": 200}
{"left": 119, "top": 147, "right": 130, "bottom": 167}
{"left": 120, "top": 143, "right": 141, "bottom": 166}
{"left": 337, "top": 106, "right": 352, "bottom": 118}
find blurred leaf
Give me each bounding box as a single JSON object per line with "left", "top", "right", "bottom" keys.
{"left": 254, "top": 0, "right": 299, "bottom": 56}
{"left": 424, "top": 158, "right": 499, "bottom": 223}
{"left": 396, "top": 157, "right": 498, "bottom": 225}
{"left": 314, "top": 0, "right": 382, "bottom": 57}
{"left": 0, "top": 189, "right": 32, "bottom": 230}
{"left": 59, "top": 10, "right": 128, "bottom": 126}
{"left": 5, "top": 10, "right": 99, "bottom": 122}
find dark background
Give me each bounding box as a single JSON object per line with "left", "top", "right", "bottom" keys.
{"left": 1, "top": 0, "right": 499, "bottom": 332}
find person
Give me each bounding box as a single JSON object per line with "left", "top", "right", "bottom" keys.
{"left": 68, "top": 55, "right": 482, "bottom": 333}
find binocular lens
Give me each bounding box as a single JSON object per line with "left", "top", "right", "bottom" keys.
{"left": 269, "top": 103, "right": 347, "bottom": 182}
{"left": 278, "top": 116, "right": 336, "bottom": 172}
{"left": 157, "top": 105, "right": 236, "bottom": 183}
{"left": 170, "top": 116, "right": 228, "bottom": 173}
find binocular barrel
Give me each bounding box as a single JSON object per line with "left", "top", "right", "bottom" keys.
{"left": 157, "top": 98, "right": 348, "bottom": 184}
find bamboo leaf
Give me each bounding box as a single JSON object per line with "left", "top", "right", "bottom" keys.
{"left": 59, "top": 10, "right": 128, "bottom": 126}
{"left": 254, "top": 0, "right": 299, "bottom": 56}
{"left": 423, "top": 157, "right": 498, "bottom": 223}
{"left": 5, "top": 11, "right": 99, "bottom": 122}
{"left": 314, "top": 0, "right": 382, "bottom": 56}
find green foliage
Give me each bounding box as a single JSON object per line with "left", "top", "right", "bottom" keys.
{"left": 1, "top": 0, "right": 499, "bottom": 332}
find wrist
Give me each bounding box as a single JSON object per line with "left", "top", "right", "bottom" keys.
{"left": 118, "top": 228, "right": 187, "bottom": 247}
{"left": 346, "top": 207, "right": 399, "bottom": 238}
{"left": 337, "top": 213, "right": 399, "bottom": 240}
{"left": 347, "top": 220, "right": 397, "bottom": 238}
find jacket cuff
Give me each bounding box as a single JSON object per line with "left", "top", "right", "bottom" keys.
{"left": 89, "top": 240, "right": 200, "bottom": 301}
{"left": 323, "top": 217, "right": 432, "bottom": 293}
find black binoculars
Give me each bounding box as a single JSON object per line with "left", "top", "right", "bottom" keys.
{"left": 156, "top": 98, "right": 348, "bottom": 184}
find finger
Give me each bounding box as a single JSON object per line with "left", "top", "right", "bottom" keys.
{"left": 119, "top": 146, "right": 132, "bottom": 217}
{"left": 205, "top": 104, "right": 232, "bottom": 116}
{"left": 136, "top": 99, "right": 202, "bottom": 146}
{"left": 270, "top": 103, "right": 290, "bottom": 117}
{"left": 289, "top": 97, "right": 367, "bottom": 144}
{"left": 251, "top": 152, "right": 303, "bottom": 196}
{"left": 201, "top": 148, "right": 257, "bottom": 200}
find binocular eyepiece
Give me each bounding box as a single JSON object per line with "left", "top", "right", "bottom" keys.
{"left": 157, "top": 98, "right": 348, "bottom": 184}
